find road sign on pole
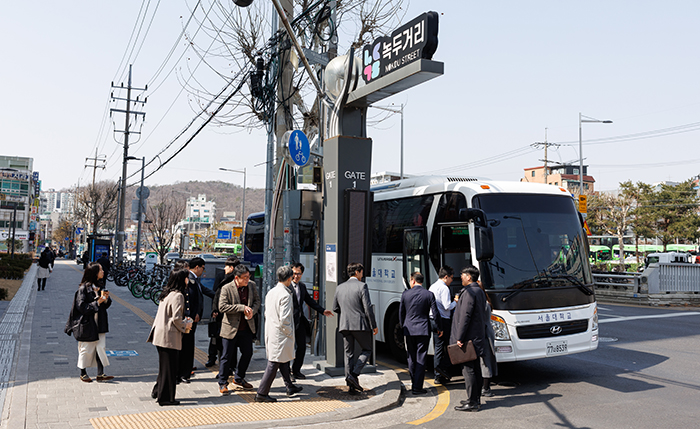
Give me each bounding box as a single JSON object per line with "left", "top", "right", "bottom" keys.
{"left": 284, "top": 130, "right": 310, "bottom": 167}
{"left": 578, "top": 195, "right": 587, "bottom": 213}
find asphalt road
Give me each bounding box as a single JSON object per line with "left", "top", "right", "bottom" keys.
{"left": 300, "top": 303, "right": 700, "bottom": 429}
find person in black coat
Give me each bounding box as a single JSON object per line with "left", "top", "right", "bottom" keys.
{"left": 73, "top": 262, "right": 114, "bottom": 382}
{"left": 37, "top": 247, "right": 53, "bottom": 291}
{"left": 178, "top": 257, "right": 215, "bottom": 382}
{"left": 289, "top": 263, "right": 333, "bottom": 379}
{"left": 96, "top": 252, "right": 111, "bottom": 287}
{"left": 399, "top": 272, "right": 440, "bottom": 394}
{"left": 450, "top": 266, "right": 487, "bottom": 412}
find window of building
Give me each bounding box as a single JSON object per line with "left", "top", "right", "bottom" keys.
{"left": 531, "top": 171, "right": 535, "bottom": 177}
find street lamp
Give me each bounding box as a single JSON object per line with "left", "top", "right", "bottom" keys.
{"left": 579, "top": 113, "right": 612, "bottom": 193}
{"left": 371, "top": 103, "right": 405, "bottom": 179}
{"left": 219, "top": 167, "right": 247, "bottom": 233}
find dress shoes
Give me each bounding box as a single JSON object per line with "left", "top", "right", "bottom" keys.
{"left": 254, "top": 393, "right": 277, "bottom": 403}
{"left": 205, "top": 361, "right": 217, "bottom": 368}
{"left": 286, "top": 384, "right": 303, "bottom": 396}
{"left": 158, "top": 400, "right": 181, "bottom": 406}
{"left": 219, "top": 385, "right": 230, "bottom": 395}
{"left": 292, "top": 371, "right": 306, "bottom": 380}
{"left": 481, "top": 389, "right": 494, "bottom": 397}
{"left": 232, "top": 378, "right": 253, "bottom": 389}
{"left": 348, "top": 386, "right": 361, "bottom": 396}
{"left": 411, "top": 388, "right": 428, "bottom": 395}
{"left": 96, "top": 374, "right": 114, "bottom": 382}
{"left": 345, "top": 374, "right": 363, "bottom": 391}
{"left": 176, "top": 377, "right": 190, "bottom": 384}
{"left": 454, "top": 403, "right": 480, "bottom": 412}
{"left": 80, "top": 374, "right": 92, "bottom": 383}
{"left": 435, "top": 367, "right": 451, "bottom": 381}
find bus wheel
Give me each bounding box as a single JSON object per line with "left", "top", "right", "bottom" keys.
{"left": 386, "top": 308, "right": 407, "bottom": 363}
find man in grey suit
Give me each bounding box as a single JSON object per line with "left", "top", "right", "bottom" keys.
{"left": 332, "top": 262, "right": 377, "bottom": 394}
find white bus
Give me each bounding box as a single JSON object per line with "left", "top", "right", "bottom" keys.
{"left": 366, "top": 176, "right": 599, "bottom": 362}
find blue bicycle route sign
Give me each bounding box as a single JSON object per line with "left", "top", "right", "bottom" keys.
{"left": 288, "top": 130, "right": 310, "bottom": 167}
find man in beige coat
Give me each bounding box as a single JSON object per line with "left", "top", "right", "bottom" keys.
{"left": 217, "top": 264, "right": 260, "bottom": 394}
{"left": 254, "top": 266, "right": 303, "bottom": 402}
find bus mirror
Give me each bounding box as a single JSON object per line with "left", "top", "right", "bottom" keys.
{"left": 475, "top": 226, "right": 494, "bottom": 262}
{"left": 465, "top": 208, "right": 488, "bottom": 227}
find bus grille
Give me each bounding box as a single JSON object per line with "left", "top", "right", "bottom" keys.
{"left": 516, "top": 319, "right": 589, "bottom": 339}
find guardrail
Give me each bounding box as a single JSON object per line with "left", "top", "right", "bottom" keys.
{"left": 593, "top": 272, "right": 642, "bottom": 294}
{"left": 657, "top": 263, "right": 700, "bottom": 293}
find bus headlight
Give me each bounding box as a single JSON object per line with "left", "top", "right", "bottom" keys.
{"left": 591, "top": 307, "right": 598, "bottom": 331}
{"left": 491, "top": 314, "right": 510, "bottom": 341}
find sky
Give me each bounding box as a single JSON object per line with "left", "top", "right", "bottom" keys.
{"left": 2, "top": 1, "right": 699, "bottom": 193}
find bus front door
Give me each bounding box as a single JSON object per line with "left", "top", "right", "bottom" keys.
{"left": 439, "top": 223, "right": 473, "bottom": 290}
{"left": 403, "top": 227, "right": 430, "bottom": 289}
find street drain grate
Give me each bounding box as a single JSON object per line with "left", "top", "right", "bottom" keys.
{"left": 316, "top": 386, "right": 375, "bottom": 401}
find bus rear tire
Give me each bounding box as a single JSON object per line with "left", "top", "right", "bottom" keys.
{"left": 386, "top": 307, "right": 407, "bottom": 363}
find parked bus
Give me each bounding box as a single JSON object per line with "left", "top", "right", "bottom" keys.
{"left": 666, "top": 244, "right": 698, "bottom": 253}
{"left": 368, "top": 176, "right": 598, "bottom": 362}
{"left": 243, "top": 211, "right": 316, "bottom": 283}
{"left": 589, "top": 245, "right": 612, "bottom": 264}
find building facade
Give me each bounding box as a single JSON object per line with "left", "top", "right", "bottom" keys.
{"left": 522, "top": 164, "right": 596, "bottom": 194}
{"left": 0, "top": 155, "right": 40, "bottom": 253}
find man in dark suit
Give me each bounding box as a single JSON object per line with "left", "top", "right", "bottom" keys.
{"left": 206, "top": 256, "right": 240, "bottom": 367}
{"left": 178, "top": 257, "right": 215, "bottom": 383}
{"left": 451, "top": 266, "right": 487, "bottom": 412}
{"left": 399, "top": 272, "right": 440, "bottom": 394}
{"left": 332, "top": 262, "right": 377, "bottom": 394}
{"left": 289, "top": 263, "right": 333, "bottom": 379}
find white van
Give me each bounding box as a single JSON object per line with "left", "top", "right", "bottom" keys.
{"left": 644, "top": 252, "right": 691, "bottom": 268}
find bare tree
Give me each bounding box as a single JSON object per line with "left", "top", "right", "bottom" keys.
{"left": 182, "top": 0, "right": 406, "bottom": 136}
{"left": 146, "top": 190, "right": 187, "bottom": 264}
{"left": 587, "top": 191, "right": 635, "bottom": 272}
{"left": 74, "top": 181, "right": 120, "bottom": 235}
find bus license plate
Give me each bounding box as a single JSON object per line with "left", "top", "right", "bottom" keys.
{"left": 546, "top": 340, "right": 568, "bottom": 356}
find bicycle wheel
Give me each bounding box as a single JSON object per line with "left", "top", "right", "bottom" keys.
{"left": 131, "top": 281, "right": 145, "bottom": 298}
{"left": 114, "top": 273, "right": 127, "bottom": 287}
{"left": 142, "top": 284, "right": 153, "bottom": 301}
{"left": 151, "top": 286, "right": 162, "bottom": 305}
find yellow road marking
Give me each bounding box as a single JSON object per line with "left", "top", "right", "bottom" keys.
{"left": 376, "top": 359, "right": 450, "bottom": 425}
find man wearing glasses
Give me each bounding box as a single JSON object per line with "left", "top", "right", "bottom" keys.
{"left": 430, "top": 266, "right": 456, "bottom": 385}
{"left": 289, "top": 263, "right": 333, "bottom": 380}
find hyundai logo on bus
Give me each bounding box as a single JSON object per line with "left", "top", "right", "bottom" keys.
{"left": 550, "top": 325, "right": 563, "bottom": 335}
{"left": 284, "top": 130, "right": 310, "bottom": 167}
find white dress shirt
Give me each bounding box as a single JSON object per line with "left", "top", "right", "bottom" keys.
{"left": 430, "top": 278, "right": 456, "bottom": 319}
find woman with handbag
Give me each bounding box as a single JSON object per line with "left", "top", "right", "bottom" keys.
{"left": 73, "top": 262, "right": 114, "bottom": 382}
{"left": 148, "top": 268, "right": 193, "bottom": 406}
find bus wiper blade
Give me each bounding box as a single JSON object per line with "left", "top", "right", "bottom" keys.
{"left": 541, "top": 274, "right": 594, "bottom": 296}
{"left": 501, "top": 278, "right": 549, "bottom": 302}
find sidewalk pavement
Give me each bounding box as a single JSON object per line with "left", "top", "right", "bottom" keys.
{"left": 0, "top": 260, "right": 403, "bottom": 429}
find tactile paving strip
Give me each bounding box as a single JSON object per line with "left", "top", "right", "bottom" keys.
{"left": 90, "top": 397, "right": 350, "bottom": 429}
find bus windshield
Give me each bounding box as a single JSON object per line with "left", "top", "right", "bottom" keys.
{"left": 474, "top": 194, "right": 592, "bottom": 290}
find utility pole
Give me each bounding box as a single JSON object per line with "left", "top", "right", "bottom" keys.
{"left": 85, "top": 149, "right": 106, "bottom": 234}
{"left": 110, "top": 65, "right": 146, "bottom": 263}
{"left": 532, "top": 128, "right": 559, "bottom": 185}
{"left": 135, "top": 157, "right": 145, "bottom": 265}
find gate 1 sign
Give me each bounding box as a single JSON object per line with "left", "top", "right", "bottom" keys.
{"left": 361, "top": 11, "right": 439, "bottom": 84}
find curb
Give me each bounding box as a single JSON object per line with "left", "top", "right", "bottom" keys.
{"left": 220, "top": 366, "right": 403, "bottom": 429}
